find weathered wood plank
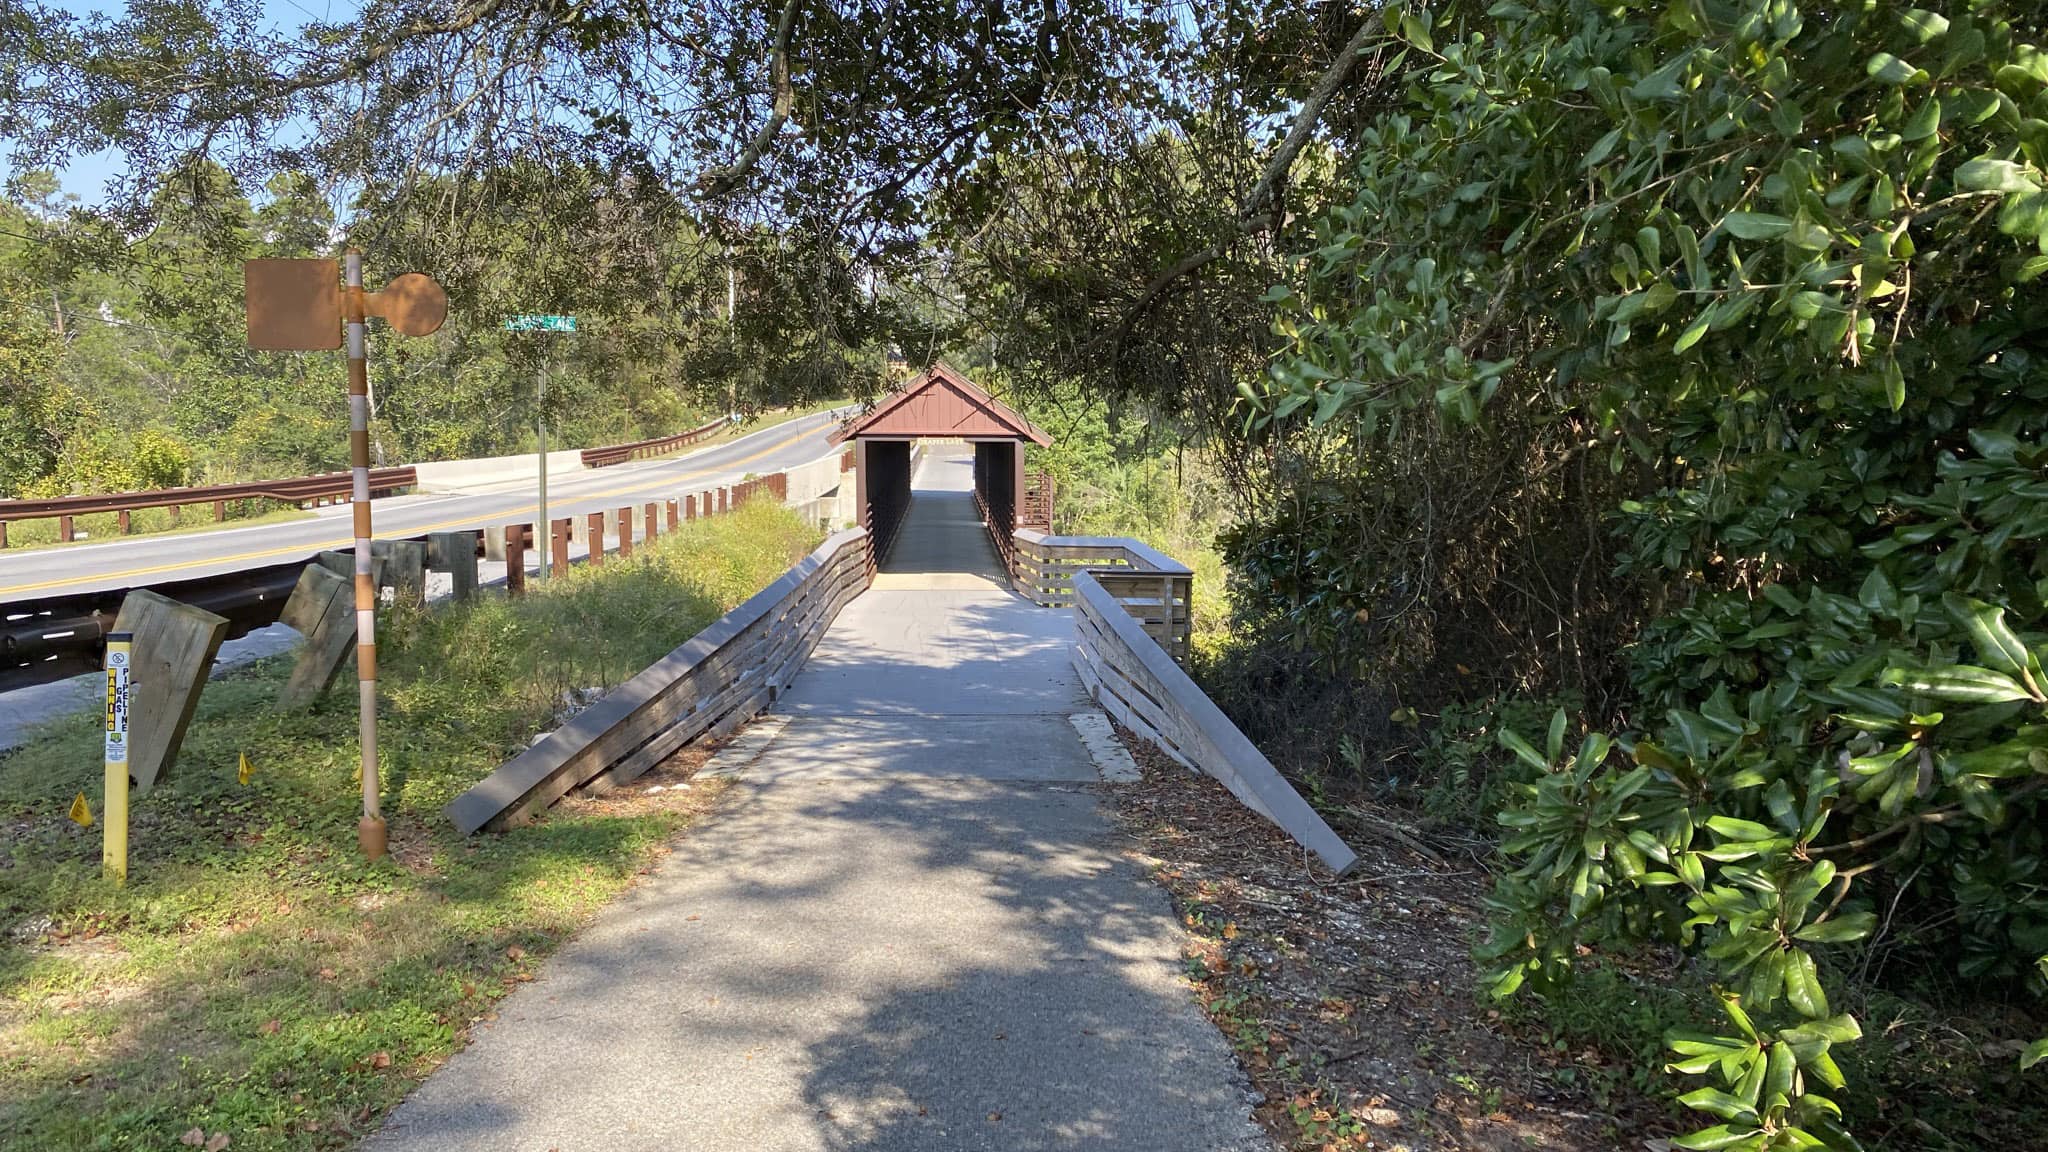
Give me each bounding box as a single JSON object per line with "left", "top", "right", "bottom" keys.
{"left": 276, "top": 564, "right": 355, "bottom": 711}
{"left": 111, "top": 590, "right": 230, "bottom": 797}
{"left": 446, "top": 529, "right": 871, "bottom": 834}
{"left": 1072, "top": 570, "right": 1358, "bottom": 875}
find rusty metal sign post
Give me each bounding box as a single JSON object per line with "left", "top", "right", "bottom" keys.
{"left": 246, "top": 254, "right": 446, "bottom": 861}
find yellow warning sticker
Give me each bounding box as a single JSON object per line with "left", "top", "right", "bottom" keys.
{"left": 68, "top": 792, "right": 93, "bottom": 827}
{"left": 238, "top": 752, "right": 254, "bottom": 785}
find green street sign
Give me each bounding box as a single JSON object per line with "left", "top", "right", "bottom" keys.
{"left": 503, "top": 314, "right": 577, "bottom": 332}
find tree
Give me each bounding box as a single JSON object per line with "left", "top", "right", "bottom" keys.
{"left": 1247, "top": 2, "right": 2048, "bottom": 1145}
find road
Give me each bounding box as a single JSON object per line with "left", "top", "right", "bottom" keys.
{"left": 0, "top": 409, "right": 849, "bottom": 604}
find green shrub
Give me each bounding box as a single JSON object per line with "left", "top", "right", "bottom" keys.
{"left": 1243, "top": 1, "right": 2048, "bottom": 1146}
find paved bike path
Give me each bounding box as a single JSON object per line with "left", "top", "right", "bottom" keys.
{"left": 368, "top": 454, "right": 1269, "bottom": 1151}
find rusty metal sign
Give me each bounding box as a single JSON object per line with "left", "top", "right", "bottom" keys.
{"left": 369, "top": 272, "right": 448, "bottom": 337}
{"left": 244, "top": 259, "right": 341, "bottom": 350}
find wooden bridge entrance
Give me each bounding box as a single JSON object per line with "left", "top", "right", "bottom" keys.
{"left": 831, "top": 364, "right": 1051, "bottom": 569}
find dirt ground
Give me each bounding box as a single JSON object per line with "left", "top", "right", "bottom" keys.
{"left": 1103, "top": 733, "right": 1673, "bottom": 1152}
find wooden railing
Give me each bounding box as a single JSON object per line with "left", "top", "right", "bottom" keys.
{"left": 446, "top": 527, "right": 873, "bottom": 834}
{"left": 1019, "top": 470, "right": 1054, "bottom": 531}
{"left": 1070, "top": 568, "right": 1358, "bottom": 875}
{"left": 1009, "top": 530, "right": 1192, "bottom": 662}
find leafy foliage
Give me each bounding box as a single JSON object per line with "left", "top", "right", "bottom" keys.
{"left": 1242, "top": 1, "right": 2048, "bottom": 1145}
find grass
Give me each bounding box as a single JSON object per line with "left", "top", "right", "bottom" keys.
{"left": 1, "top": 502, "right": 315, "bottom": 553}
{"left": 0, "top": 497, "right": 822, "bottom": 1151}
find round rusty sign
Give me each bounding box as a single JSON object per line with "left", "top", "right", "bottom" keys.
{"left": 372, "top": 272, "right": 447, "bottom": 337}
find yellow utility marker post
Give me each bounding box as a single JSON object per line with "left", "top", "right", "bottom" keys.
{"left": 246, "top": 254, "right": 445, "bottom": 861}
{"left": 103, "top": 631, "right": 131, "bottom": 883}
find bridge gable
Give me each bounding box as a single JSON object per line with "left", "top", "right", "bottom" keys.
{"left": 833, "top": 364, "right": 1051, "bottom": 445}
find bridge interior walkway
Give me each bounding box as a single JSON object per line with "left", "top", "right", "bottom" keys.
{"left": 372, "top": 450, "right": 1269, "bottom": 1152}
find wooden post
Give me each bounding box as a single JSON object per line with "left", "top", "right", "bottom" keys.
{"left": 427, "top": 530, "right": 478, "bottom": 602}
{"left": 505, "top": 524, "right": 528, "bottom": 596}
{"left": 59, "top": 515, "right": 74, "bottom": 542}
{"left": 168, "top": 505, "right": 181, "bottom": 527}
{"left": 0, "top": 521, "right": 9, "bottom": 549}
{"left": 118, "top": 509, "right": 132, "bottom": 535}
{"left": 379, "top": 539, "right": 427, "bottom": 607}
{"left": 587, "top": 512, "right": 605, "bottom": 566}
{"left": 551, "top": 518, "right": 571, "bottom": 576}
{"left": 109, "top": 589, "right": 230, "bottom": 796}
{"left": 213, "top": 499, "right": 226, "bottom": 522}
{"left": 277, "top": 564, "right": 355, "bottom": 710}
{"left": 854, "top": 438, "right": 870, "bottom": 530}
{"left": 685, "top": 494, "right": 697, "bottom": 520}
{"left": 617, "top": 507, "right": 634, "bottom": 557}
{"left": 666, "top": 499, "right": 680, "bottom": 529}
{"left": 645, "top": 502, "right": 658, "bottom": 541}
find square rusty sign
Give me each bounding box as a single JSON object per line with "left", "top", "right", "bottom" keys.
{"left": 245, "top": 259, "right": 341, "bottom": 350}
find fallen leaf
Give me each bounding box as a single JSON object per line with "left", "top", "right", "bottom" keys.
{"left": 370, "top": 1051, "right": 392, "bottom": 1070}
{"left": 180, "top": 1129, "right": 206, "bottom": 1147}
{"left": 505, "top": 945, "right": 526, "bottom": 961}
{"left": 260, "top": 1019, "right": 280, "bottom": 1035}
{"left": 317, "top": 967, "right": 337, "bottom": 980}
{"left": 205, "top": 1133, "right": 231, "bottom": 1151}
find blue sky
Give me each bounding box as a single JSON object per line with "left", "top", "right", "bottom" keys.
{"left": 34, "top": 0, "right": 351, "bottom": 202}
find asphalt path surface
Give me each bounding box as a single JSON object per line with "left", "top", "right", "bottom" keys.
{"left": 368, "top": 455, "right": 1270, "bottom": 1151}
{"left": 0, "top": 409, "right": 849, "bottom": 604}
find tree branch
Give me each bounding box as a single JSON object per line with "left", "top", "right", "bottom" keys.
{"left": 695, "top": 0, "right": 800, "bottom": 198}
{"left": 1103, "top": 18, "right": 1385, "bottom": 349}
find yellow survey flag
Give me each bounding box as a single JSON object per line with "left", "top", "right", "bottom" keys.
{"left": 69, "top": 793, "right": 93, "bottom": 827}
{"left": 238, "top": 752, "right": 254, "bottom": 785}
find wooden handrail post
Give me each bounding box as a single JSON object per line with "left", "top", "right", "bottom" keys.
{"left": 551, "top": 518, "right": 571, "bottom": 577}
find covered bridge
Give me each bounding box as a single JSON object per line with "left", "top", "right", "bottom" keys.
{"left": 831, "top": 364, "right": 1052, "bottom": 564}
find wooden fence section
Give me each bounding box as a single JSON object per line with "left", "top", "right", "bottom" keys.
{"left": 1009, "top": 530, "right": 1192, "bottom": 662}
{"left": 444, "top": 528, "right": 872, "bottom": 834}
{"left": 1070, "top": 569, "right": 1358, "bottom": 875}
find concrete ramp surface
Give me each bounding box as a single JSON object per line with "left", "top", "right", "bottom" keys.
{"left": 370, "top": 452, "right": 1270, "bottom": 1152}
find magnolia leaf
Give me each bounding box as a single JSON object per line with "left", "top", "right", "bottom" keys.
{"left": 1900, "top": 10, "right": 1949, "bottom": 42}
{"left": 1723, "top": 212, "right": 1792, "bottom": 240}
{"left": 1499, "top": 728, "right": 1551, "bottom": 771}
{"left": 1671, "top": 1124, "right": 1767, "bottom": 1151}
{"left": 1794, "top": 912, "right": 1876, "bottom": 945}
{"left": 1943, "top": 592, "right": 2035, "bottom": 676}
{"left": 1866, "top": 52, "right": 1925, "bottom": 85}
{"left": 1785, "top": 949, "right": 1831, "bottom": 1018}
{"left": 1678, "top": 1087, "right": 1761, "bottom": 1122}
{"left": 1956, "top": 157, "right": 2041, "bottom": 194}
{"left": 1880, "top": 664, "right": 2034, "bottom": 703}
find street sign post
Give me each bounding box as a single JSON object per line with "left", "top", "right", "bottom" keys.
{"left": 503, "top": 316, "right": 577, "bottom": 581}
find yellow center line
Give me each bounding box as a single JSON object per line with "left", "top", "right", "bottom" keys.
{"left": 0, "top": 423, "right": 828, "bottom": 597}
